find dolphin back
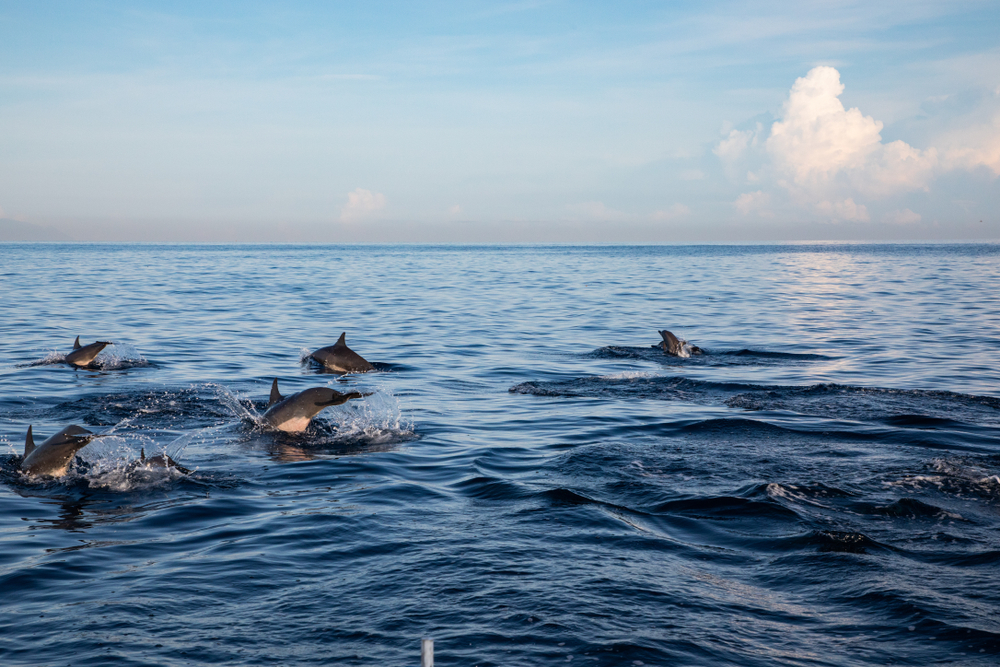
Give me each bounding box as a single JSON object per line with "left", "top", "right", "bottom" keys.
{"left": 309, "top": 332, "right": 374, "bottom": 373}
{"left": 659, "top": 330, "right": 683, "bottom": 355}
{"left": 20, "top": 424, "right": 95, "bottom": 476}
{"left": 65, "top": 339, "right": 111, "bottom": 367}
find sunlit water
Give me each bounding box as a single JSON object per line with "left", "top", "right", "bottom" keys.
{"left": 1, "top": 243, "right": 998, "bottom": 667}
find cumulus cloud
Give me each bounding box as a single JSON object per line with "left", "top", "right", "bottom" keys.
{"left": 941, "top": 114, "right": 1000, "bottom": 174}
{"left": 817, "top": 198, "right": 869, "bottom": 222}
{"left": 652, "top": 204, "right": 691, "bottom": 220}
{"left": 766, "top": 66, "right": 937, "bottom": 198}
{"left": 340, "top": 188, "right": 386, "bottom": 222}
{"left": 734, "top": 190, "right": 772, "bottom": 217}
{"left": 568, "top": 201, "right": 626, "bottom": 221}
{"left": 714, "top": 129, "right": 754, "bottom": 164}
{"left": 883, "top": 208, "right": 922, "bottom": 225}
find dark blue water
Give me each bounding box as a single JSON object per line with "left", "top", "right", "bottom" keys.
{"left": 1, "top": 244, "right": 998, "bottom": 667}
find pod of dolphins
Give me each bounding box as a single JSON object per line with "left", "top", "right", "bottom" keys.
{"left": 15, "top": 329, "right": 699, "bottom": 478}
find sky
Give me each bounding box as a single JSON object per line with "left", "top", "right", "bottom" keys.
{"left": 0, "top": 0, "right": 998, "bottom": 242}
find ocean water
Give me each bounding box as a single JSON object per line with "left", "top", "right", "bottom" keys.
{"left": 0, "top": 243, "right": 998, "bottom": 667}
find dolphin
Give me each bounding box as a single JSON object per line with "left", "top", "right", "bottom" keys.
{"left": 262, "top": 378, "right": 369, "bottom": 433}
{"left": 129, "top": 447, "right": 191, "bottom": 475}
{"left": 65, "top": 336, "right": 113, "bottom": 368}
{"left": 20, "top": 425, "right": 97, "bottom": 477}
{"left": 309, "top": 333, "right": 374, "bottom": 374}
{"left": 658, "top": 330, "right": 703, "bottom": 358}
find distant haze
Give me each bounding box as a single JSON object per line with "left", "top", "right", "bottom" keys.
{"left": 0, "top": 2, "right": 998, "bottom": 242}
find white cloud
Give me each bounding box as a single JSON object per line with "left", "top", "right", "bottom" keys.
{"left": 766, "top": 66, "right": 937, "bottom": 198}
{"left": 817, "top": 198, "right": 870, "bottom": 222}
{"left": 941, "top": 114, "right": 1000, "bottom": 175}
{"left": 883, "top": 208, "right": 922, "bottom": 225}
{"left": 448, "top": 204, "right": 462, "bottom": 215}
{"left": 652, "top": 203, "right": 691, "bottom": 220}
{"left": 340, "top": 188, "right": 386, "bottom": 222}
{"left": 568, "top": 201, "right": 626, "bottom": 221}
{"left": 714, "top": 129, "right": 753, "bottom": 164}
{"left": 734, "top": 190, "right": 772, "bottom": 217}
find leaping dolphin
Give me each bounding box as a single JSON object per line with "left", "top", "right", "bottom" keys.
{"left": 309, "top": 333, "right": 374, "bottom": 374}
{"left": 20, "top": 425, "right": 97, "bottom": 477}
{"left": 658, "top": 330, "right": 703, "bottom": 358}
{"left": 65, "top": 336, "right": 113, "bottom": 368}
{"left": 262, "top": 379, "right": 369, "bottom": 433}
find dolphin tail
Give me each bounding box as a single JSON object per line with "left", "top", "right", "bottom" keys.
{"left": 336, "top": 332, "right": 347, "bottom": 346}
{"left": 24, "top": 426, "right": 35, "bottom": 458}
{"left": 269, "top": 379, "right": 284, "bottom": 407}
{"left": 73, "top": 336, "right": 82, "bottom": 350}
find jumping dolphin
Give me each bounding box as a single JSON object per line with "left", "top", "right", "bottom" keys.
{"left": 65, "top": 336, "right": 113, "bottom": 368}
{"left": 20, "top": 425, "right": 97, "bottom": 477}
{"left": 309, "top": 333, "right": 374, "bottom": 374}
{"left": 262, "top": 379, "right": 369, "bottom": 433}
{"left": 658, "top": 330, "right": 703, "bottom": 358}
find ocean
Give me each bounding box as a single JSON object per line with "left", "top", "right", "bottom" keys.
{"left": 1, "top": 243, "right": 998, "bottom": 666}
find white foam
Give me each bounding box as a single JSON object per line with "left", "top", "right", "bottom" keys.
{"left": 598, "top": 370, "right": 659, "bottom": 380}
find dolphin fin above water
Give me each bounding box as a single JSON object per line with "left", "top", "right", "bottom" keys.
{"left": 65, "top": 336, "right": 113, "bottom": 368}
{"left": 309, "top": 332, "right": 374, "bottom": 374}
{"left": 135, "top": 447, "right": 190, "bottom": 474}
{"left": 24, "top": 425, "right": 35, "bottom": 458}
{"left": 269, "top": 378, "right": 285, "bottom": 407}
{"left": 21, "top": 424, "right": 97, "bottom": 477}
{"left": 658, "top": 329, "right": 703, "bottom": 358}
{"left": 262, "top": 379, "right": 369, "bottom": 433}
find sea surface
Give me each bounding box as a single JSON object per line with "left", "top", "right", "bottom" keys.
{"left": 1, "top": 243, "right": 998, "bottom": 667}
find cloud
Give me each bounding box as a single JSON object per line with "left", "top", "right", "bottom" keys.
{"left": 340, "top": 188, "right": 386, "bottom": 222}
{"left": 883, "top": 208, "right": 922, "bottom": 225}
{"left": 714, "top": 129, "right": 754, "bottom": 164}
{"left": 733, "top": 190, "right": 772, "bottom": 217}
{"left": 568, "top": 201, "right": 626, "bottom": 221}
{"left": 817, "top": 198, "right": 869, "bottom": 222}
{"left": 652, "top": 203, "right": 691, "bottom": 220}
{"left": 766, "top": 66, "right": 937, "bottom": 198}
{"left": 941, "top": 114, "right": 1000, "bottom": 174}
{"left": 448, "top": 204, "right": 462, "bottom": 215}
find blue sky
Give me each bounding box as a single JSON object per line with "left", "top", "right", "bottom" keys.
{"left": 1, "top": 1, "right": 997, "bottom": 241}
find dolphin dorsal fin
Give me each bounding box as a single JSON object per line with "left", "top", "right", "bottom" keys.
{"left": 73, "top": 336, "right": 82, "bottom": 350}
{"left": 24, "top": 426, "right": 35, "bottom": 458}
{"left": 140, "top": 448, "right": 146, "bottom": 462}
{"left": 268, "top": 379, "right": 284, "bottom": 407}
{"left": 336, "top": 332, "right": 346, "bottom": 346}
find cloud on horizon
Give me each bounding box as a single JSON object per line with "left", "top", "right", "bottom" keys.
{"left": 724, "top": 66, "right": 1000, "bottom": 224}
{"left": 340, "top": 188, "right": 386, "bottom": 222}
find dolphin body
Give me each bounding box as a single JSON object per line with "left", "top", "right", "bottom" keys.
{"left": 65, "top": 336, "right": 112, "bottom": 368}
{"left": 309, "top": 333, "right": 374, "bottom": 374}
{"left": 658, "top": 330, "right": 703, "bottom": 358}
{"left": 20, "top": 425, "right": 97, "bottom": 477}
{"left": 262, "top": 379, "right": 369, "bottom": 433}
